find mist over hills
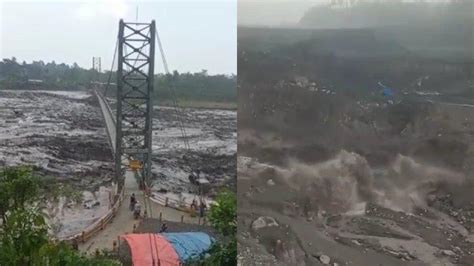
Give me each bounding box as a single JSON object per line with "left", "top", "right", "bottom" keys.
{"left": 300, "top": 1, "right": 472, "bottom": 28}
{"left": 300, "top": 1, "right": 473, "bottom": 60}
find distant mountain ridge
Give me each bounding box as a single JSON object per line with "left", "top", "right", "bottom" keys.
{"left": 300, "top": 1, "right": 472, "bottom": 29}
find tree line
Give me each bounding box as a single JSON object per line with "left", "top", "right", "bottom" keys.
{"left": 0, "top": 58, "right": 236, "bottom": 103}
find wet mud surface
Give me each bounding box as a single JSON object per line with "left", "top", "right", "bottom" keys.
{"left": 106, "top": 97, "right": 237, "bottom": 194}
{"left": 0, "top": 90, "right": 114, "bottom": 189}
{"left": 238, "top": 98, "right": 474, "bottom": 265}
{"left": 0, "top": 90, "right": 236, "bottom": 238}
{"left": 0, "top": 90, "right": 115, "bottom": 237}
{"left": 237, "top": 27, "right": 474, "bottom": 265}
{"left": 149, "top": 105, "right": 237, "bottom": 195}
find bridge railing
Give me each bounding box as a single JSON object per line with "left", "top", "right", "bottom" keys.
{"left": 96, "top": 90, "right": 116, "bottom": 126}
{"left": 149, "top": 192, "right": 189, "bottom": 211}
{"left": 94, "top": 89, "right": 116, "bottom": 155}
{"left": 55, "top": 91, "right": 203, "bottom": 246}
{"left": 58, "top": 185, "right": 125, "bottom": 244}
{"left": 54, "top": 90, "right": 123, "bottom": 245}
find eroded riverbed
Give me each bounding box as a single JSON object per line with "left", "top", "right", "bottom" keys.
{"left": 0, "top": 90, "right": 236, "bottom": 238}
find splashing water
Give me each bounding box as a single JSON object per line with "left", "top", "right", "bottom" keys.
{"left": 278, "top": 150, "right": 465, "bottom": 214}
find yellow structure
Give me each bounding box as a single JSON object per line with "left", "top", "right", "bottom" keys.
{"left": 128, "top": 160, "right": 142, "bottom": 172}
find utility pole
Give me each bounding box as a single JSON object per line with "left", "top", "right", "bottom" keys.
{"left": 115, "top": 20, "right": 155, "bottom": 187}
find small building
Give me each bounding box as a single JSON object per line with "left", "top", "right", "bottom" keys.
{"left": 27, "top": 79, "right": 44, "bottom": 90}
{"left": 27, "top": 79, "right": 43, "bottom": 84}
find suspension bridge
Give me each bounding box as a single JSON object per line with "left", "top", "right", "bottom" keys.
{"left": 74, "top": 19, "right": 201, "bottom": 253}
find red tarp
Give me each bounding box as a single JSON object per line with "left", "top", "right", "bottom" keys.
{"left": 121, "top": 233, "right": 180, "bottom": 266}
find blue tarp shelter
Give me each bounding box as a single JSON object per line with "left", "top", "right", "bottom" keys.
{"left": 162, "top": 232, "right": 214, "bottom": 262}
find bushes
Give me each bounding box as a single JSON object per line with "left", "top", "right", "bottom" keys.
{"left": 186, "top": 189, "right": 237, "bottom": 266}
{"left": 0, "top": 166, "right": 120, "bottom": 266}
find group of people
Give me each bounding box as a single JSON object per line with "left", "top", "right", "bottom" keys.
{"left": 190, "top": 198, "right": 207, "bottom": 218}
{"left": 129, "top": 186, "right": 207, "bottom": 234}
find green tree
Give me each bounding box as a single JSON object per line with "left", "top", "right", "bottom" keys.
{"left": 0, "top": 167, "right": 120, "bottom": 266}
{"left": 0, "top": 206, "right": 48, "bottom": 265}
{"left": 187, "top": 189, "right": 237, "bottom": 265}
{"left": 0, "top": 166, "right": 39, "bottom": 221}
{"left": 0, "top": 59, "right": 236, "bottom": 103}
{"left": 208, "top": 189, "right": 237, "bottom": 237}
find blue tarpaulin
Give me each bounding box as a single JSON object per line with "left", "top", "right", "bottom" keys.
{"left": 162, "top": 232, "right": 214, "bottom": 262}
{"left": 378, "top": 82, "right": 394, "bottom": 97}
{"left": 383, "top": 87, "right": 394, "bottom": 97}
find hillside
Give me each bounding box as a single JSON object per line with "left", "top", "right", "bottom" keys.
{"left": 299, "top": 1, "right": 473, "bottom": 61}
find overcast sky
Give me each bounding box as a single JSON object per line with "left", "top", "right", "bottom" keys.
{"left": 0, "top": 0, "right": 236, "bottom": 75}
{"left": 238, "top": 0, "right": 330, "bottom": 26}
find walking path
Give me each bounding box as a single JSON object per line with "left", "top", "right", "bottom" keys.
{"left": 79, "top": 91, "right": 198, "bottom": 253}
{"left": 79, "top": 170, "right": 199, "bottom": 254}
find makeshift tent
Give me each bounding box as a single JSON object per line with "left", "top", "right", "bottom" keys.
{"left": 120, "top": 232, "right": 214, "bottom": 266}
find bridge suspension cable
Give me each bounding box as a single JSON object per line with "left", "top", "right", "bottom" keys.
{"left": 155, "top": 27, "right": 191, "bottom": 151}
{"left": 104, "top": 38, "right": 118, "bottom": 98}
{"left": 100, "top": 21, "right": 194, "bottom": 237}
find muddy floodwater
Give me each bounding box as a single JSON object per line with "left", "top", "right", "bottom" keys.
{"left": 150, "top": 105, "right": 237, "bottom": 193}
{"left": 0, "top": 90, "right": 236, "bottom": 238}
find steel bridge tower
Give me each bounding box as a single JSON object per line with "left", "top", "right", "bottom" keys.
{"left": 116, "top": 20, "right": 155, "bottom": 187}
{"left": 92, "top": 57, "right": 102, "bottom": 73}
{"left": 91, "top": 57, "right": 102, "bottom": 89}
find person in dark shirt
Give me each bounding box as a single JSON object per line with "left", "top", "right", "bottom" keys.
{"left": 159, "top": 222, "right": 168, "bottom": 233}
{"left": 130, "top": 193, "right": 136, "bottom": 211}
{"left": 199, "top": 201, "right": 207, "bottom": 218}
{"left": 72, "top": 238, "right": 79, "bottom": 250}
{"left": 191, "top": 199, "right": 198, "bottom": 210}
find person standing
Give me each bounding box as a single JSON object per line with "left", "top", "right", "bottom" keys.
{"left": 130, "top": 193, "right": 136, "bottom": 211}
{"left": 199, "top": 200, "right": 207, "bottom": 218}
{"left": 159, "top": 222, "right": 168, "bottom": 233}
{"left": 134, "top": 201, "right": 141, "bottom": 219}
{"left": 72, "top": 238, "right": 79, "bottom": 251}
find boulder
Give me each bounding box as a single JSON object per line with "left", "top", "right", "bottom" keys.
{"left": 319, "top": 254, "right": 331, "bottom": 264}
{"left": 251, "top": 216, "right": 279, "bottom": 231}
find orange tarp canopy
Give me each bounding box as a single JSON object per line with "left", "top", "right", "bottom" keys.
{"left": 121, "top": 233, "right": 180, "bottom": 266}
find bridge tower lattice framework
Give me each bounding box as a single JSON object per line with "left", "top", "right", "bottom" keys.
{"left": 115, "top": 19, "right": 155, "bottom": 187}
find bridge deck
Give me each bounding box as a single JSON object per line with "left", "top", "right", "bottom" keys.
{"left": 79, "top": 169, "right": 198, "bottom": 253}
{"left": 95, "top": 91, "right": 116, "bottom": 155}
{"left": 80, "top": 91, "right": 199, "bottom": 253}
